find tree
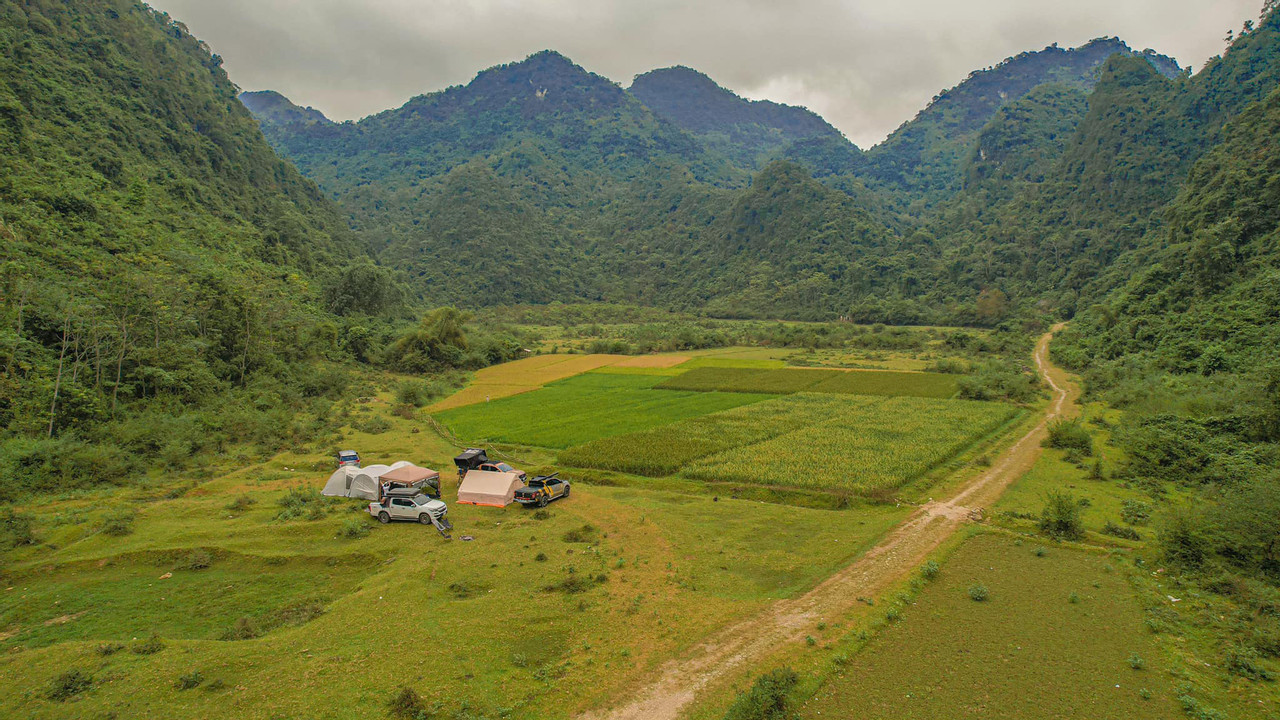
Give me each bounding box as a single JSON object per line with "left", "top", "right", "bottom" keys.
{"left": 975, "top": 288, "right": 1009, "bottom": 325}
{"left": 383, "top": 308, "right": 471, "bottom": 373}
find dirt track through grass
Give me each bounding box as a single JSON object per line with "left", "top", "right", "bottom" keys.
{"left": 578, "top": 325, "right": 1076, "bottom": 720}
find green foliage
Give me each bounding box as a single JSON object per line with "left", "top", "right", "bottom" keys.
{"left": 388, "top": 686, "right": 429, "bottom": 719}
{"left": 968, "top": 584, "right": 989, "bottom": 602}
{"left": 340, "top": 517, "right": 370, "bottom": 539}
{"left": 0, "top": 508, "right": 34, "bottom": 547}
{"left": 174, "top": 670, "right": 204, "bottom": 690}
{"left": 131, "top": 634, "right": 165, "bottom": 655}
{"left": 1101, "top": 521, "right": 1141, "bottom": 541}
{"left": 1039, "top": 491, "right": 1085, "bottom": 541}
{"left": 1044, "top": 419, "right": 1093, "bottom": 455}
{"left": 46, "top": 669, "right": 92, "bottom": 701}
{"left": 721, "top": 668, "right": 799, "bottom": 720}
{"left": 99, "top": 508, "right": 135, "bottom": 537}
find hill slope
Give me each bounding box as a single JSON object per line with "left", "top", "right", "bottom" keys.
{"left": 0, "top": 0, "right": 371, "bottom": 490}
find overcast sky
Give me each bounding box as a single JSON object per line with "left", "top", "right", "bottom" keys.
{"left": 150, "top": 0, "right": 1262, "bottom": 148}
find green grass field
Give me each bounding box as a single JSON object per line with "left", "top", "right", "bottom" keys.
{"left": 683, "top": 396, "right": 1019, "bottom": 496}
{"left": 559, "top": 395, "right": 879, "bottom": 476}
{"left": 799, "top": 532, "right": 1179, "bottom": 719}
{"left": 433, "top": 373, "right": 770, "bottom": 448}
{"left": 656, "top": 367, "right": 959, "bottom": 398}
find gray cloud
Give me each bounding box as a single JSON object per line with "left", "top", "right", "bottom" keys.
{"left": 151, "top": 0, "right": 1263, "bottom": 147}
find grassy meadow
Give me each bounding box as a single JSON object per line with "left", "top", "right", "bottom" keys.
{"left": 797, "top": 532, "right": 1180, "bottom": 720}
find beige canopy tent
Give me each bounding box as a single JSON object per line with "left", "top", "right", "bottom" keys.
{"left": 457, "top": 470, "right": 524, "bottom": 507}
{"left": 380, "top": 464, "right": 440, "bottom": 487}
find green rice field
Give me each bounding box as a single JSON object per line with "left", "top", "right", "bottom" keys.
{"left": 433, "top": 373, "right": 770, "bottom": 448}
{"left": 683, "top": 396, "right": 1019, "bottom": 495}
{"left": 656, "top": 367, "right": 959, "bottom": 398}
{"left": 559, "top": 395, "right": 879, "bottom": 476}
{"left": 559, "top": 393, "right": 1020, "bottom": 496}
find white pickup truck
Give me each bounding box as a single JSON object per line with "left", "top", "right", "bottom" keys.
{"left": 368, "top": 490, "right": 453, "bottom": 537}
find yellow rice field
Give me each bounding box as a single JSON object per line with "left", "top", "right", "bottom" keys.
{"left": 428, "top": 354, "right": 624, "bottom": 411}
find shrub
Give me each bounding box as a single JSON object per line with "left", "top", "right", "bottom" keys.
{"left": 1225, "top": 643, "right": 1274, "bottom": 681}
{"left": 340, "top": 517, "right": 370, "bottom": 539}
{"left": 544, "top": 574, "right": 598, "bottom": 594}
{"left": 388, "top": 686, "right": 427, "bottom": 719}
{"left": 534, "top": 552, "right": 547, "bottom": 562}
{"left": 448, "top": 582, "right": 483, "bottom": 599}
{"left": 532, "top": 509, "right": 551, "bottom": 521}
{"left": 1121, "top": 500, "right": 1152, "bottom": 525}
{"left": 563, "top": 524, "right": 599, "bottom": 543}
{"left": 968, "top": 584, "right": 989, "bottom": 602}
{"left": 354, "top": 415, "right": 391, "bottom": 435}
{"left": 275, "top": 486, "right": 327, "bottom": 522}
{"left": 221, "top": 617, "right": 261, "bottom": 641}
{"left": 1039, "top": 491, "right": 1085, "bottom": 541}
{"left": 920, "top": 560, "right": 940, "bottom": 580}
{"left": 131, "top": 634, "right": 165, "bottom": 655}
{"left": 0, "top": 509, "right": 35, "bottom": 547}
{"left": 176, "top": 549, "right": 213, "bottom": 571}
{"left": 100, "top": 508, "right": 136, "bottom": 537}
{"left": 395, "top": 380, "right": 435, "bottom": 408}
{"left": 1068, "top": 592, "right": 1080, "bottom": 604}
{"left": 46, "top": 670, "right": 92, "bottom": 701}
{"left": 225, "top": 494, "right": 256, "bottom": 512}
{"left": 1045, "top": 419, "right": 1093, "bottom": 455}
{"left": 722, "top": 668, "right": 798, "bottom": 720}
{"left": 96, "top": 642, "right": 124, "bottom": 656}
{"left": 1128, "top": 653, "right": 1145, "bottom": 670}
{"left": 174, "top": 670, "right": 204, "bottom": 690}
{"left": 1101, "top": 520, "right": 1141, "bottom": 541}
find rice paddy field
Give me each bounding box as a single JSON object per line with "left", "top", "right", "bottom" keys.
{"left": 681, "top": 396, "right": 1020, "bottom": 495}
{"left": 433, "top": 373, "right": 771, "bottom": 448}
{"left": 434, "top": 352, "right": 1020, "bottom": 499}
{"left": 656, "top": 366, "right": 960, "bottom": 398}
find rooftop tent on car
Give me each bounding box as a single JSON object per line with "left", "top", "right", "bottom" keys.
{"left": 454, "top": 448, "right": 489, "bottom": 475}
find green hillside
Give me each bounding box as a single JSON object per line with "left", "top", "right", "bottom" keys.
{"left": 0, "top": 0, "right": 393, "bottom": 497}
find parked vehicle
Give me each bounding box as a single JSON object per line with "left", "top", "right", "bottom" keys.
{"left": 514, "top": 474, "right": 570, "bottom": 507}
{"left": 478, "top": 461, "right": 526, "bottom": 483}
{"left": 368, "top": 488, "right": 453, "bottom": 537}
{"left": 453, "top": 448, "right": 490, "bottom": 478}
{"left": 336, "top": 449, "right": 360, "bottom": 467}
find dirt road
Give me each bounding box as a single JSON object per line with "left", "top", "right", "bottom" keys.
{"left": 579, "top": 325, "right": 1077, "bottom": 720}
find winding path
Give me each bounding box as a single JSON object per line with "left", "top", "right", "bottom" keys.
{"left": 579, "top": 325, "right": 1077, "bottom": 720}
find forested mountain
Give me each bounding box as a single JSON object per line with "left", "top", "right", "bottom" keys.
{"left": 629, "top": 66, "right": 853, "bottom": 169}
{"left": 856, "top": 38, "right": 1182, "bottom": 208}
{"left": 0, "top": 0, "right": 389, "bottom": 494}
{"left": 239, "top": 89, "right": 332, "bottom": 126}
{"left": 927, "top": 10, "right": 1280, "bottom": 318}
{"left": 244, "top": 32, "right": 1223, "bottom": 322}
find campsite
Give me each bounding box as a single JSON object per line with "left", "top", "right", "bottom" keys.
{"left": 5, "top": 2, "right": 1280, "bottom": 717}
{"left": 4, "top": 331, "right": 1252, "bottom": 719}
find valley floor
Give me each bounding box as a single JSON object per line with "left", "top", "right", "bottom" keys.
{"left": 3, "top": 329, "right": 1256, "bottom": 719}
